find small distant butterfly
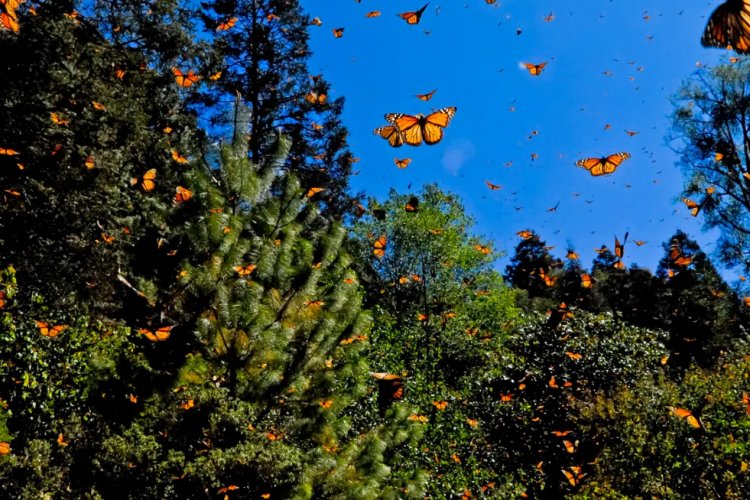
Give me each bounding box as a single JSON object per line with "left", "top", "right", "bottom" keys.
{"left": 139, "top": 325, "right": 173, "bottom": 342}
{"left": 173, "top": 186, "right": 192, "bottom": 204}
{"left": 305, "top": 186, "right": 325, "bottom": 198}
{"left": 670, "top": 406, "right": 703, "bottom": 430}
{"left": 305, "top": 91, "right": 327, "bottom": 105}
{"left": 516, "top": 230, "right": 534, "bottom": 240}
{"left": 131, "top": 169, "right": 157, "bottom": 192}
{"left": 485, "top": 180, "right": 502, "bottom": 190}
{"left": 371, "top": 372, "right": 404, "bottom": 402}
{"left": 405, "top": 196, "right": 419, "bottom": 212}
{"left": 523, "top": 62, "right": 547, "bottom": 76}
{"left": 0, "top": 147, "right": 18, "bottom": 155}
{"left": 580, "top": 273, "right": 594, "bottom": 288}
{"left": 432, "top": 400, "right": 448, "bottom": 410}
{"left": 332, "top": 27, "right": 344, "bottom": 38}
{"left": 416, "top": 89, "right": 437, "bottom": 101}
{"left": 576, "top": 152, "right": 631, "bottom": 176}
{"left": 234, "top": 264, "right": 257, "bottom": 276}
{"left": 365, "top": 11, "right": 381, "bottom": 18}
{"left": 36, "top": 321, "right": 68, "bottom": 337}
{"left": 171, "top": 150, "right": 189, "bottom": 164}
{"left": 172, "top": 68, "right": 201, "bottom": 88}
{"left": 216, "top": 17, "right": 237, "bottom": 31}
{"left": 394, "top": 157, "right": 411, "bottom": 168}
{"left": 372, "top": 235, "right": 387, "bottom": 258}
{"left": 398, "top": 3, "right": 429, "bottom": 25}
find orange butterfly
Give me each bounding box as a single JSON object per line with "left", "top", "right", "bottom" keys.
{"left": 131, "top": 169, "right": 156, "bottom": 192}
{"left": 432, "top": 400, "right": 448, "bottom": 410}
{"left": 669, "top": 243, "right": 692, "bottom": 267}
{"left": 0, "top": 147, "right": 18, "bottom": 155}
{"left": 310, "top": 17, "right": 322, "bottom": 26}
{"left": 172, "top": 67, "right": 201, "bottom": 88}
{"left": 173, "top": 186, "right": 192, "bottom": 204}
{"left": 372, "top": 235, "right": 387, "bottom": 258}
{"left": 516, "top": 230, "right": 534, "bottom": 239}
{"left": 580, "top": 273, "right": 594, "bottom": 288}
{"left": 405, "top": 196, "right": 419, "bottom": 212}
{"left": 485, "top": 180, "right": 502, "bottom": 190}
{"left": 633, "top": 240, "right": 646, "bottom": 246}
{"left": 416, "top": 89, "right": 437, "bottom": 101}
{"left": 50, "top": 112, "right": 70, "bottom": 126}
{"left": 576, "top": 152, "right": 631, "bottom": 176}
{"left": 702, "top": 0, "right": 750, "bottom": 53}
{"left": 365, "top": 11, "right": 381, "bottom": 18}
{"left": 36, "top": 321, "right": 68, "bottom": 337}
{"left": 385, "top": 107, "right": 457, "bottom": 146}
{"left": 566, "top": 250, "right": 579, "bottom": 260}
{"left": 139, "top": 325, "right": 173, "bottom": 342}
{"left": 305, "top": 91, "right": 327, "bottom": 105}
{"left": 562, "top": 466, "right": 585, "bottom": 487}
{"left": 216, "top": 17, "right": 237, "bottom": 31}
{"left": 171, "top": 150, "right": 189, "bottom": 164}
{"left": 669, "top": 406, "right": 703, "bottom": 429}
{"left": 614, "top": 232, "right": 628, "bottom": 258}
{"left": 538, "top": 268, "right": 556, "bottom": 287}
{"left": 398, "top": 3, "right": 429, "bottom": 25}
{"left": 473, "top": 244, "right": 491, "bottom": 255}
{"left": 0, "top": 0, "right": 21, "bottom": 33}
{"left": 234, "top": 264, "right": 256, "bottom": 276}
{"left": 374, "top": 125, "right": 405, "bottom": 147}
{"left": 523, "top": 61, "right": 547, "bottom": 76}
{"left": 394, "top": 157, "right": 411, "bottom": 168}
{"left": 332, "top": 27, "right": 344, "bottom": 38}
{"left": 371, "top": 372, "right": 404, "bottom": 401}
{"left": 306, "top": 186, "right": 325, "bottom": 198}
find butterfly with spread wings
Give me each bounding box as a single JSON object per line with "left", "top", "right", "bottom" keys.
{"left": 374, "top": 125, "right": 405, "bottom": 147}
{"left": 576, "top": 152, "right": 631, "bottom": 176}
{"left": 702, "top": 0, "right": 750, "bottom": 53}
{"left": 384, "top": 107, "right": 457, "bottom": 146}
{"left": 398, "top": 3, "right": 429, "bottom": 25}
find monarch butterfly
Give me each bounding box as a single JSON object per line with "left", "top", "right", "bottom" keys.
{"left": 371, "top": 372, "right": 404, "bottom": 402}
{"left": 499, "top": 393, "right": 513, "bottom": 402}
{"left": 516, "top": 230, "right": 534, "bottom": 239}
{"left": 304, "top": 299, "right": 325, "bottom": 308}
{"left": 669, "top": 243, "right": 692, "bottom": 267}
{"left": 485, "top": 180, "right": 502, "bottom": 190}
{"left": 234, "top": 264, "right": 256, "bottom": 276}
{"left": 633, "top": 240, "right": 646, "bottom": 246}
{"left": 332, "top": 27, "right": 344, "bottom": 38}
{"left": 562, "top": 466, "right": 585, "bottom": 487}
{"left": 305, "top": 186, "right": 325, "bottom": 198}
{"left": 366, "top": 11, "right": 381, "bottom": 18}
{"left": 50, "top": 112, "right": 70, "bottom": 126}
{"left": 310, "top": 17, "right": 322, "bottom": 26}
{"left": 669, "top": 406, "right": 703, "bottom": 429}
{"left": 130, "top": 169, "right": 156, "bottom": 192}
{"left": 208, "top": 70, "right": 222, "bottom": 81}
{"left": 547, "top": 302, "right": 572, "bottom": 328}
{"left": 613, "top": 260, "right": 625, "bottom": 269}
{"left": 744, "top": 296, "right": 750, "bottom": 307}
{"left": 405, "top": 196, "right": 419, "bottom": 212}
{"left": 523, "top": 62, "right": 547, "bottom": 76}
{"left": 432, "top": 400, "right": 448, "bottom": 410}
{"left": 702, "top": 0, "right": 750, "bottom": 53}
{"left": 566, "top": 250, "right": 579, "bottom": 260}
{"left": 172, "top": 67, "right": 201, "bottom": 88}
{"left": 580, "top": 273, "right": 594, "bottom": 288}
{"left": 0, "top": 147, "right": 18, "bottom": 155}
{"left": 372, "top": 236, "right": 387, "bottom": 258}
{"left": 416, "top": 89, "right": 437, "bottom": 101}
{"left": 562, "top": 439, "right": 577, "bottom": 453}
{"left": 173, "top": 186, "right": 192, "bottom": 204}
{"left": 551, "top": 430, "right": 573, "bottom": 437}
{"left": 114, "top": 65, "right": 127, "bottom": 80}
{"left": 139, "top": 326, "right": 172, "bottom": 342}
{"left": 0, "top": 442, "right": 10, "bottom": 455}
{"left": 614, "top": 232, "right": 628, "bottom": 258}
{"left": 398, "top": 3, "right": 429, "bottom": 25}
{"left": 576, "top": 152, "right": 631, "bottom": 176}
{"left": 216, "top": 17, "right": 237, "bottom": 31}
{"left": 36, "top": 321, "right": 68, "bottom": 337}
{"left": 305, "top": 91, "right": 327, "bottom": 105}
{"left": 538, "top": 268, "right": 556, "bottom": 287}
{"left": 385, "top": 107, "right": 457, "bottom": 146}
{"left": 394, "top": 157, "right": 411, "bottom": 168}
{"left": 0, "top": 0, "right": 20, "bottom": 33}
{"left": 374, "top": 125, "right": 405, "bottom": 147}
{"left": 473, "top": 244, "right": 491, "bottom": 255}
{"left": 171, "top": 149, "right": 189, "bottom": 164}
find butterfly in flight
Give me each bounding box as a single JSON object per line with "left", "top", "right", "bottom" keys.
{"left": 385, "top": 107, "right": 457, "bottom": 146}
{"left": 372, "top": 235, "right": 387, "bottom": 258}
{"left": 172, "top": 68, "right": 201, "bottom": 88}
{"left": 576, "top": 152, "right": 630, "bottom": 176}
{"left": 522, "top": 62, "right": 547, "bottom": 76}
{"left": 332, "top": 27, "right": 344, "bottom": 38}
{"left": 702, "top": 0, "right": 750, "bottom": 53}
{"left": 416, "top": 89, "right": 437, "bottom": 101}
{"left": 398, "top": 3, "right": 429, "bottom": 25}
{"left": 374, "top": 125, "right": 405, "bottom": 147}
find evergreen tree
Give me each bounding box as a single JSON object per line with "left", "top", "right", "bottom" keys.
{"left": 0, "top": 1, "right": 198, "bottom": 315}
{"left": 92, "top": 99, "right": 415, "bottom": 498}
{"left": 504, "top": 232, "right": 561, "bottom": 302}
{"left": 198, "top": 0, "right": 357, "bottom": 217}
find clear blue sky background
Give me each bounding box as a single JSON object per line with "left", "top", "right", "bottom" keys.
{"left": 301, "top": 0, "right": 736, "bottom": 278}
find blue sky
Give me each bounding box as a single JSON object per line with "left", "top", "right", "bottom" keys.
{"left": 301, "top": 0, "right": 736, "bottom": 278}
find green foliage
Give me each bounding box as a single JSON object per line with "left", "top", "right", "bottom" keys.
{"left": 670, "top": 59, "right": 750, "bottom": 272}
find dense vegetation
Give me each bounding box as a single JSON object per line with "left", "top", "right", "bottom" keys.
{"left": 1, "top": 2, "right": 749, "bottom": 498}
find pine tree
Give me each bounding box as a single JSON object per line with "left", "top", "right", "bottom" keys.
{"left": 92, "top": 98, "right": 414, "bottom": 498}
{"left": 0, "top": 2, "right": 198, "bottom": 315}
{"left": 197, "top": 0, "right": 357, "bottom": 217}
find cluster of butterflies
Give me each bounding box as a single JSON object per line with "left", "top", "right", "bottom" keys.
{"left": 329, "top": 2, "right": 431, "bottom": 37}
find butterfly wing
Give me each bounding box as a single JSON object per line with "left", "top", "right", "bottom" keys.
{"left": 576, "top": 157, "right": 605, "bottom": 176}
{"left": 702, "top": 0, "right": 750, "bottom": 53}
{"left": 141, "top": 169, "right": 157, "bottom": 192}
{"left": 422, "top": 106, "right": 457, "bottom": 145}
{"left": 386, "top": 113, "right": 423, "bottom": 146}
{"left": 374, "top": 125, "right": 404, "bottom": 147}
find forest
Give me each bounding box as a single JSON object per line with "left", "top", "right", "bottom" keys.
{"left": 1, "top": 1, "right": 750, "bottom": 498}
